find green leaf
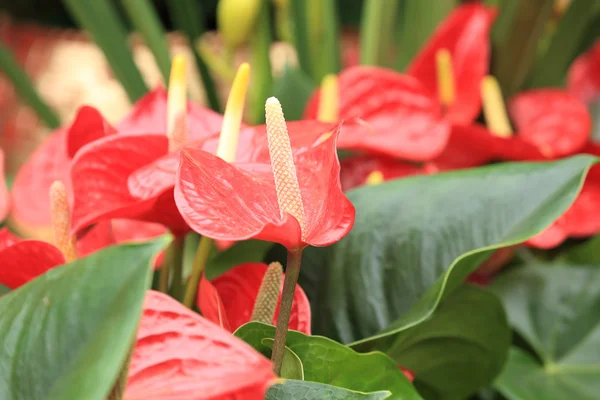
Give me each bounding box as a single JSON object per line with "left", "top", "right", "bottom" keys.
{"left": 205, "top": 239, "right": 273, "bottom": 279}
{"left": 496, "top": 348, "right": 600, "bottom": 400}
{"left": 491, "top": 0, "right": 554, "bottom": 96}
{"left": 262, "top": 338, "right": 305, "bottom": 380}
{"left": 490, "top": 263, "right": 600, "bottom": 399}
{"left": 528, "top": 0, "right": 600, "bottom": 88}
{"left": 249, "top": 0, "right": 273, "bottom": 125}
{"left": 63, "top": 0, "right": 148, "bottom": 102}
{"left": 379, "top": 285, "right": 511, "bottom": 400}
{"left": 567, "top": 234, "right": 600, "bottom": 264}
{"left": 266, "top": 380, "right": 392, "bottom": 400}
{"left": 235, "top": 322, "right": 421, "bottom": 399}
{"left": 121, "top": 0, "right": 172, "bottom": 85}
{"left": 0, "top": 236, "right": 169, "bottom": 400}
{"left": 0, "top": 41, "right": 60, "bottom": 128}
{"left": 290, "top": 0, "right": 314, "bottom": 80}
{"left": 272, "top": 66, "right": 316, "bottom": 121}
{"left": 299, "top": 156, "right": 597, "bottom": 345}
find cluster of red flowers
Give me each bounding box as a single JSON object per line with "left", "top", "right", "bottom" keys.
{"left": 0, "top": 3, "right": 597, "bottom": 398}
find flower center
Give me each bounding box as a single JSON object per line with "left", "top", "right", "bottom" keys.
{"left": 216, "top": 63, "right": 251, "bottom": 162}
{"left": 435, "top": 48, "right": 455, "bottom": 108}
{"left": 50, "top": 180, "right": 77, "bottom": 262}
{"left": 481, "top": 75, "right": 513, "bottom": 137}
{"left": 251, "top": 262, "right": 283, "bottom": 324}
{"left": 167, "top": 55, "right": 188, "bottom": 151}
{"left": 265, "top": 97, "right": 306, "bottom": 237}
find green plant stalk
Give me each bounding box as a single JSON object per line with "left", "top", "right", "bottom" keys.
{"left": 378, "top": 0, "right": 400, "bottom": 67}
{"left": 271, "top": 249, "right": 303, "bottom": 375}
{"left": 183, "top": 236, "right": 213, "bottom": 308}
{"left": 395, "top": 0, "right": 456, "bottom": 71}
{"left": 319, "top": 0, "right": 342, "bottom": 78}
{"left": 166, "top": 0, "right": 221, "bottom": 112}
{"left": 290, "top": 0, "right": 313, "bottom": 79}
{"left": 121, "top": 0, "right": 171, "bottom": 86}
{"left": 169, "top": 236, "right": 186, "bottom": 301}
{"left": 63, "top": 0, "right": 148, "bottom": 102}
{"left": 0, "top": 42, "right": 60, "bottom": 129}
{"left": 528, "top": 0, "right": 600, "bottom": 88}
{"left": 491, "top": 0, "right": 554, "bottom": 96}
{"left": 250, "top": 1, "right": 273, "bottom": 125}
{"left": 360, "top": 0, "right": 385, "bottom": 66}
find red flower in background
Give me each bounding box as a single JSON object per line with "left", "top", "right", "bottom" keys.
{"left": 0, "top": 150, "right": 9, "bottom": 222}
{"left": 198, "top": 263, "right": 311, "bottom": 334}
{"left": 304, "top": 3, "right": 497, "bottom": 161}
{"left": 125, "top": 291, "right": 275, "bottom": 400}
{"left": 568, "top": 39, "right": 600, "bottom": 103}
{"left": 175, "top": 101, "right": 355, "bottom": 250}
{"left": 69, "top": 86, "right": 224, "bottom": 236}
{"left": 10, "top": 104, "right": 167, "bottom": 243}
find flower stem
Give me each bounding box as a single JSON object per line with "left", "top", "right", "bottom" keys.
{"left": 169, "top": 235, "right": 186, "bottom": 301}
{"left": 158, "top": 252, "right": 171, "bottom": 294}
{"left": 183, "top": 236, "right": 213, "bottom": 308}
{"left": 271, "top": 249, "right": 302, "bottom": 375}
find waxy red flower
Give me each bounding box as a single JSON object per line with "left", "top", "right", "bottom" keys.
{"left": 304, "top": 3, "right": 497, "bottom": 161}
{"left": 125, "top": 290, "right": 275, "bottom": 400}
{"left": 175, "top": 113, "right": 355, "bottom": 249}
{"left": 197, "top": 263, "right": 311, "bottom": 334}
{"left": 69, "top": 87, "right": 224, "bottom": 236}
{"left": 10, "top": 104, "right": 167, "bottom": 242}
{"left": 568, "top": 39, "right": 600, "bottom": 103}
{"left": 0, "top": 150, "right": 9, "bottom": 222}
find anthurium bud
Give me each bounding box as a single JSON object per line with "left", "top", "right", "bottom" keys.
{"left": 217, "top": 0, "right": 262, "bottom": 49}
{"left": 251, "top": 262, "right": 284, "bottom": 324}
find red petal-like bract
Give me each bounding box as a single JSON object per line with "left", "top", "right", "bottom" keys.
{"left": 125, "top": 291, "right": 275, "bottom": 400}
{"left": 304, "top": 67, "right": 449, "bottom": 161}
{"left": 508, "top": 89, "right": 591, "bottom": 158}
{"left": 0, "top": 228, "right": 65, "bottom": 289}
{"left": 175, "top": 122, "right": 355, "bottom": 249}
{"left": 340, "top": 156, "right": 422, "bottom": 191}
{"left": 198, "top": 274, "right": 232, "bottom": 331}
{"left": 407, "top": 3, "right": 497, "bottom": 124}
{"left": 198, "top": 263, "right": 311, "bottom": 334}
{"left": 568, "top": 39, "right": 600, "bottom": 103}
{"left": 66, "top": 106, "right": 116, "bottom": 158}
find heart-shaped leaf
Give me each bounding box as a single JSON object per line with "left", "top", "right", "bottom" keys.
{"left": 299, "top": 156, "right": 597, "bottom": 345}
{"left": 490, "top": 263, "right": 600, "bottom": 400}
{"left": 377, "top": 285, "right": 511, "bottom": 400}
{"left": 0, "top": 236, "right": 169, "bottom": 400}
{"left": 266, "top": 380, "right": 392, "bottom": 400}
{"left": 262, "top": 338, "right": 304, "bottom": 380}
{"left": 234, "top": 322, "right": 421, "bottom": 399}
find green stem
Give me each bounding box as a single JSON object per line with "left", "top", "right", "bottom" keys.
{"left": 183, "top": 236, "right": 213, "bottom": 308}
{"left": 271, "top": 249, "right": 303, "bottom": 375}
{"left": 121, "top": 0, "right": 172, "bottom": 85}
{"left": 319, "top": 0, "right": 342, "bottom": 77}
{"left": 290, "top": 0, "right": 313, "bottom": 79}
{"left": 166, "top": 0, "right": 221, "bottom": 112}
{"left": 0, "top": 42, "right": 60, "bottom": 129}
{"left": 250, "top": 0, "right": 273, "bottom": 125}
{"left": 360, "top": 0, "right": 386, "bottom": 65}
{"left": 169, "top": 236, "right": 186, "bottom": 301}
{"left": 63, "top": 0, "right": 148, "bottom": 102}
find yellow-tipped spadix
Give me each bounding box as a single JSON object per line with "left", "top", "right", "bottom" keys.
{"left": 265, "top": 97, "right": 305, "bottom": 237}
{"left": 481, "top": 76, "right": 513, "bottom": 137}
{"left": 167, "top": 55, "right": 187, "bottom": 150}
{"left": 216, "top": 63, "right": 251, "bottom": 163}
{"left": 317, "top": 74, "right": 339, "bottom": 122}
{"left": 365, "top": 170, "right": 384, "bottom": 186}
{"left": 50, "top": 181, "right": 77, "bottom": 262}
{"left": 436, "top": 49, "right": 455, "bottom": 107}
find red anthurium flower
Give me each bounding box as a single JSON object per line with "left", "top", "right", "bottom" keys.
{"left": 340, "top": 155, "right": 423, "bottom": 191}
{"left": 0, "top": 228, "right": 64, "bottom": 289}
{"left": 197, "top": 263, "right": 311, "bottom": 334}
{"left": 125, "top": 290, "right": 275, "bottom": 400}
{"left": 10, "top": 105, "right": 167, "bottom": 243}
{"left": 175, "top": 101, "right": 355, "bottom": 250}
{"left": 568, "top": 39, "right": 600, "bottom": 103}
{"left": 70, "top": 59, "right": 233, "bottom": 236}
{"left": 304, "top": 3, "right": 496, "bottom": 161}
